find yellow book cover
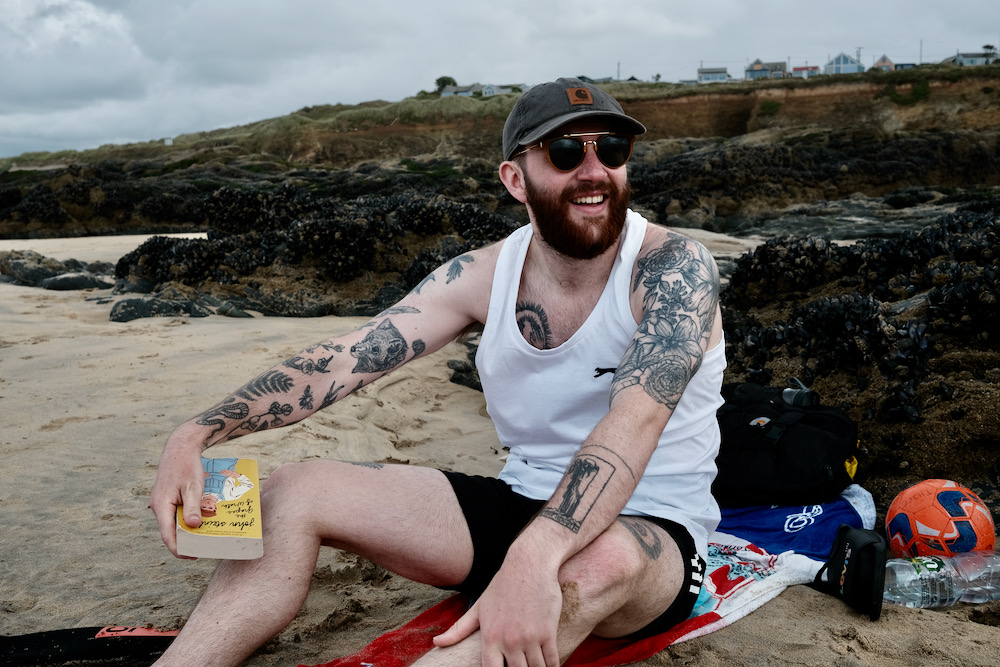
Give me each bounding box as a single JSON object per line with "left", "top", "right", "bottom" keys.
{"left": 176, "top": 457, "right": 263, "bottom": 560}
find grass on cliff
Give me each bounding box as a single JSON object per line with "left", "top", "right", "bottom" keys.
{"left": 3, "top": 64, "right": 999, "bottom": 173}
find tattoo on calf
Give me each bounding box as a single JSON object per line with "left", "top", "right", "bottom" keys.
{"left": 350, "top": 461, "right": 385, "bottom": 470}
{"left": 516, "top": 300, "right": 552, "bottom": 349}
{"left": 619, "top": 516, "right": 664, "bottom": 560}
{"left": 540, "top": 453, "right": 616, "bottom": 533}
{"left": 614, "top": 239, "right": 719, "bottom": 408}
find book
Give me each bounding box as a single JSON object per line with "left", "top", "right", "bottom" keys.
{"left": 176, "top": 457, "right": 263, "bottom": 559}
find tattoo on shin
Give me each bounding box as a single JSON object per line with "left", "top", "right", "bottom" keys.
{"left": 619, "top": 516, "right": 664, "bottom": 560}
{"left": 540, "top": 453, "right": 616, "bottom": 533}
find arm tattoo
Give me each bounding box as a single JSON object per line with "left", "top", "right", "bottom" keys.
{"left": 299, "top": 385, "right": 314, "bottom": 411}
{"left": 195, "top": 398, "right": 294, "bottom": 442}
{"left": 540, "top": 452, "right": 616, "bottom": 533}
{"left": 515, "top": 300, "right": 552, "bottom": 349}
{"left": 350, "top": 319, "right": 411, "bottom": 373}
{"left": 413, "top": 273, "right": 436, "bottom": 294}
{"left": 303, "top": 341, "right": 344, "bottom": 354}
{"left": 196, "top": 399, "right": 249, "bottom": 439}
{"left": 446, "top": 255, "right": 474, "bottom": 283}
{"left": 619, "top": 516, "right": 663, "bottom": 560}
{"left": 235, "top": 370, "right": 295, "bottom": 401}
{"left": 319, "top": 382, "right": 347, "bottom": 410}
{"left": 284, "top": 355, "right": 333, "bottom": 375}
{"left": 613, "top": 239, "right": 719, "bottom": 408}
{"left": 360, "top": 306, "right": 420, "bottom": 330}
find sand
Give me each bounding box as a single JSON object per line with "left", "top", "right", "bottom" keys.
{"left": 1, "top": 232, "right": 997, "bottom": 667}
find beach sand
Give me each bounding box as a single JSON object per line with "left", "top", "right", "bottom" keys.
{"left": 1, "top": 232, "right": 997, "bottom": 666}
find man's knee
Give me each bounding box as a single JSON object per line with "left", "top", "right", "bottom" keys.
{"left": 559, "top": 526, "right": 648, "bottom": 602}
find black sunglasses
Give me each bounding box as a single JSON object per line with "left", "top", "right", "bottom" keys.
{"left": 513, "top": 132, "right": 634, "bottom": 172}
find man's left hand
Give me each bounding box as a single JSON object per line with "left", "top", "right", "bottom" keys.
{"left": 433, "top": 559, "right": 563, "bottom": 667}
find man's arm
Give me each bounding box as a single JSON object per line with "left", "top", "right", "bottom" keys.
{"left": 436, "top": 231, "right": 722, "bottom": 663}
{"left": 533, "top": 231, "right": 722, "bottom": 551}
{"left": 150, "top": 245, "right": 497, "bottom": 556}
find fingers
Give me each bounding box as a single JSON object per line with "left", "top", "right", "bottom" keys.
{"left": 150, "top": 491, "right": 183, "bottom": 557}
{"left": 432, "top": 603, "right": 480, "bottom": 648}
{"left": 150, "top": 446, "right": 206, "bottom": 558}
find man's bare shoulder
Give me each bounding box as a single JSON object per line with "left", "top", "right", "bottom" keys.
{"left": 638, "top": 221, "right": 712, "bottom": 256}
{"left": 632, "top": 222, "right": 719, "bottom": 281}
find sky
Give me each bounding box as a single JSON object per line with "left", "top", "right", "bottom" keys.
{"left": 1, "top": 0, "right": 997, "bottom": 159}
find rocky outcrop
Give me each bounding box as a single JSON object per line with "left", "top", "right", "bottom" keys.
{"left": 0, "top": 249, "right": 114, "bottom": 290}
{"left": 717, "top": 201, "right": 1000, "bottom": 513}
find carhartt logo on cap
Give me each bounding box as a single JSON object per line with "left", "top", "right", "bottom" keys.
{"left": 567, "top": 88, "right": 594, "bottom": 105}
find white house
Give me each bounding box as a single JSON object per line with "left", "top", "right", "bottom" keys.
{"left": 441, "top": 83, "right": 523, "bottom": 97}
{"left": 792, "top": 65, "right": 820, "bottom": 79}
{"left": 697, "top": 67, "right": 731, "bottom": 84}
{"left": 940, "top": 52, "right": 993, "bottom": 67}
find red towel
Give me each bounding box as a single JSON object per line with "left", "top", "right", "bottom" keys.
{"left": 300, "top": 593, "right": 705, "bottom": 667}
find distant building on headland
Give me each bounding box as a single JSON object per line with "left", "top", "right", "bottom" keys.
{"left": 873, "top": 54, "right": 895, "bottom": 72}
{"left": 440, "top": 83, "right": 524, "bottom": 97}
{"left": 824, "top": 52, "right": 865, "bottom": 75}
{"left": 697, "top": 67, "right": 731, "bottom": 84}
{"left": 792, "top": 65, "right": 820, "bottom": 79}
{"left": 940, "top": 51, "right": 994, "bottom": 67}
{"left": 745, "top": 59, "right": 787, "bottom": 80}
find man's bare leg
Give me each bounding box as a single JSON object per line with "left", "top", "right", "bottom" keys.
{"left": 153, "top": 461, "right": 473, "bottom": 667}
{"left": 412, "top": 517, "right": 685, "bottom": 666}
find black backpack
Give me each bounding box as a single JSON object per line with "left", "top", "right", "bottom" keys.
{"left": 712, "top": 380, "right": 860, "bottom": 507}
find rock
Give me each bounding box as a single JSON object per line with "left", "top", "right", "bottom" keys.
{"left": 39, "top": 272, "right": 114, "bottom": 291}
{"left": 109, "top": 297, "right": 212, "bottom": 322}
{"left": 0, "top": 250, "right": 66, "bottom": 286}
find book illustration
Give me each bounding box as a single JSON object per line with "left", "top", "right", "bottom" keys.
{"left": 176, "top": 457, "right": 263, "bottom": 560}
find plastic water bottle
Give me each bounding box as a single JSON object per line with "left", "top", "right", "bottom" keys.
{"left": 883, "top": 550, "right": 1000, "bottom": 608}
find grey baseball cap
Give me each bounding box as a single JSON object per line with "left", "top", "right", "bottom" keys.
{"left": 502, "top": 77, "right": 646, "bottom": 160}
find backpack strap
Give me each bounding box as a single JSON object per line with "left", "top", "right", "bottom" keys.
{"left": 764, "top": 407, "right": 805, "bottom": 445}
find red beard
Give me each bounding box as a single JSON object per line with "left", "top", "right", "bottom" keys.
{"left": 524, "top": 175, "right": 632, "bottom": 260}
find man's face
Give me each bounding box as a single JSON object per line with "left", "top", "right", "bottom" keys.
{"left": 519, "top": 125, "right": 632, "bottom": 260}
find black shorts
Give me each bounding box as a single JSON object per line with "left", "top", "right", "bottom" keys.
{"left": 441, "top": 471, "right": 706, "bottom": 640}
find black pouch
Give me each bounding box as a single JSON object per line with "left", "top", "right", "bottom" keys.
{"left": 812, "top": 523, "right": 888, "bottom": 621}
{"left": 712, "top": 381, "right": 859, "bottom": 507}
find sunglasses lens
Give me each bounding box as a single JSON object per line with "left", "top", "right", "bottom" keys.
{"left": 543, "top": 135, "right": 633, "bottom": 171}
{"left": 596, "top": 136, "right": 632, "bottom": 168}
{"left": 546, "top": 138, "right": 585, "bottom": 171}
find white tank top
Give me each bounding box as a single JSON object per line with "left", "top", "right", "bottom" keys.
{"left": 476, "top": 210, "right": 726, "bottom": 557}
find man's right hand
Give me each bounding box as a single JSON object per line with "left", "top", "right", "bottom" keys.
{"left": 149, "top": 427, "right": 209, "bottom": 557}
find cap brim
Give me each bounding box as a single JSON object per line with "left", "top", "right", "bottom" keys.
{"left": 516, "top": 111, "right": 647, "bottom": 153}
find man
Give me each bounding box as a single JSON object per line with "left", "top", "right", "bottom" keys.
{"left": 150, "top": 77, "right": 725, "bottom": 667}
